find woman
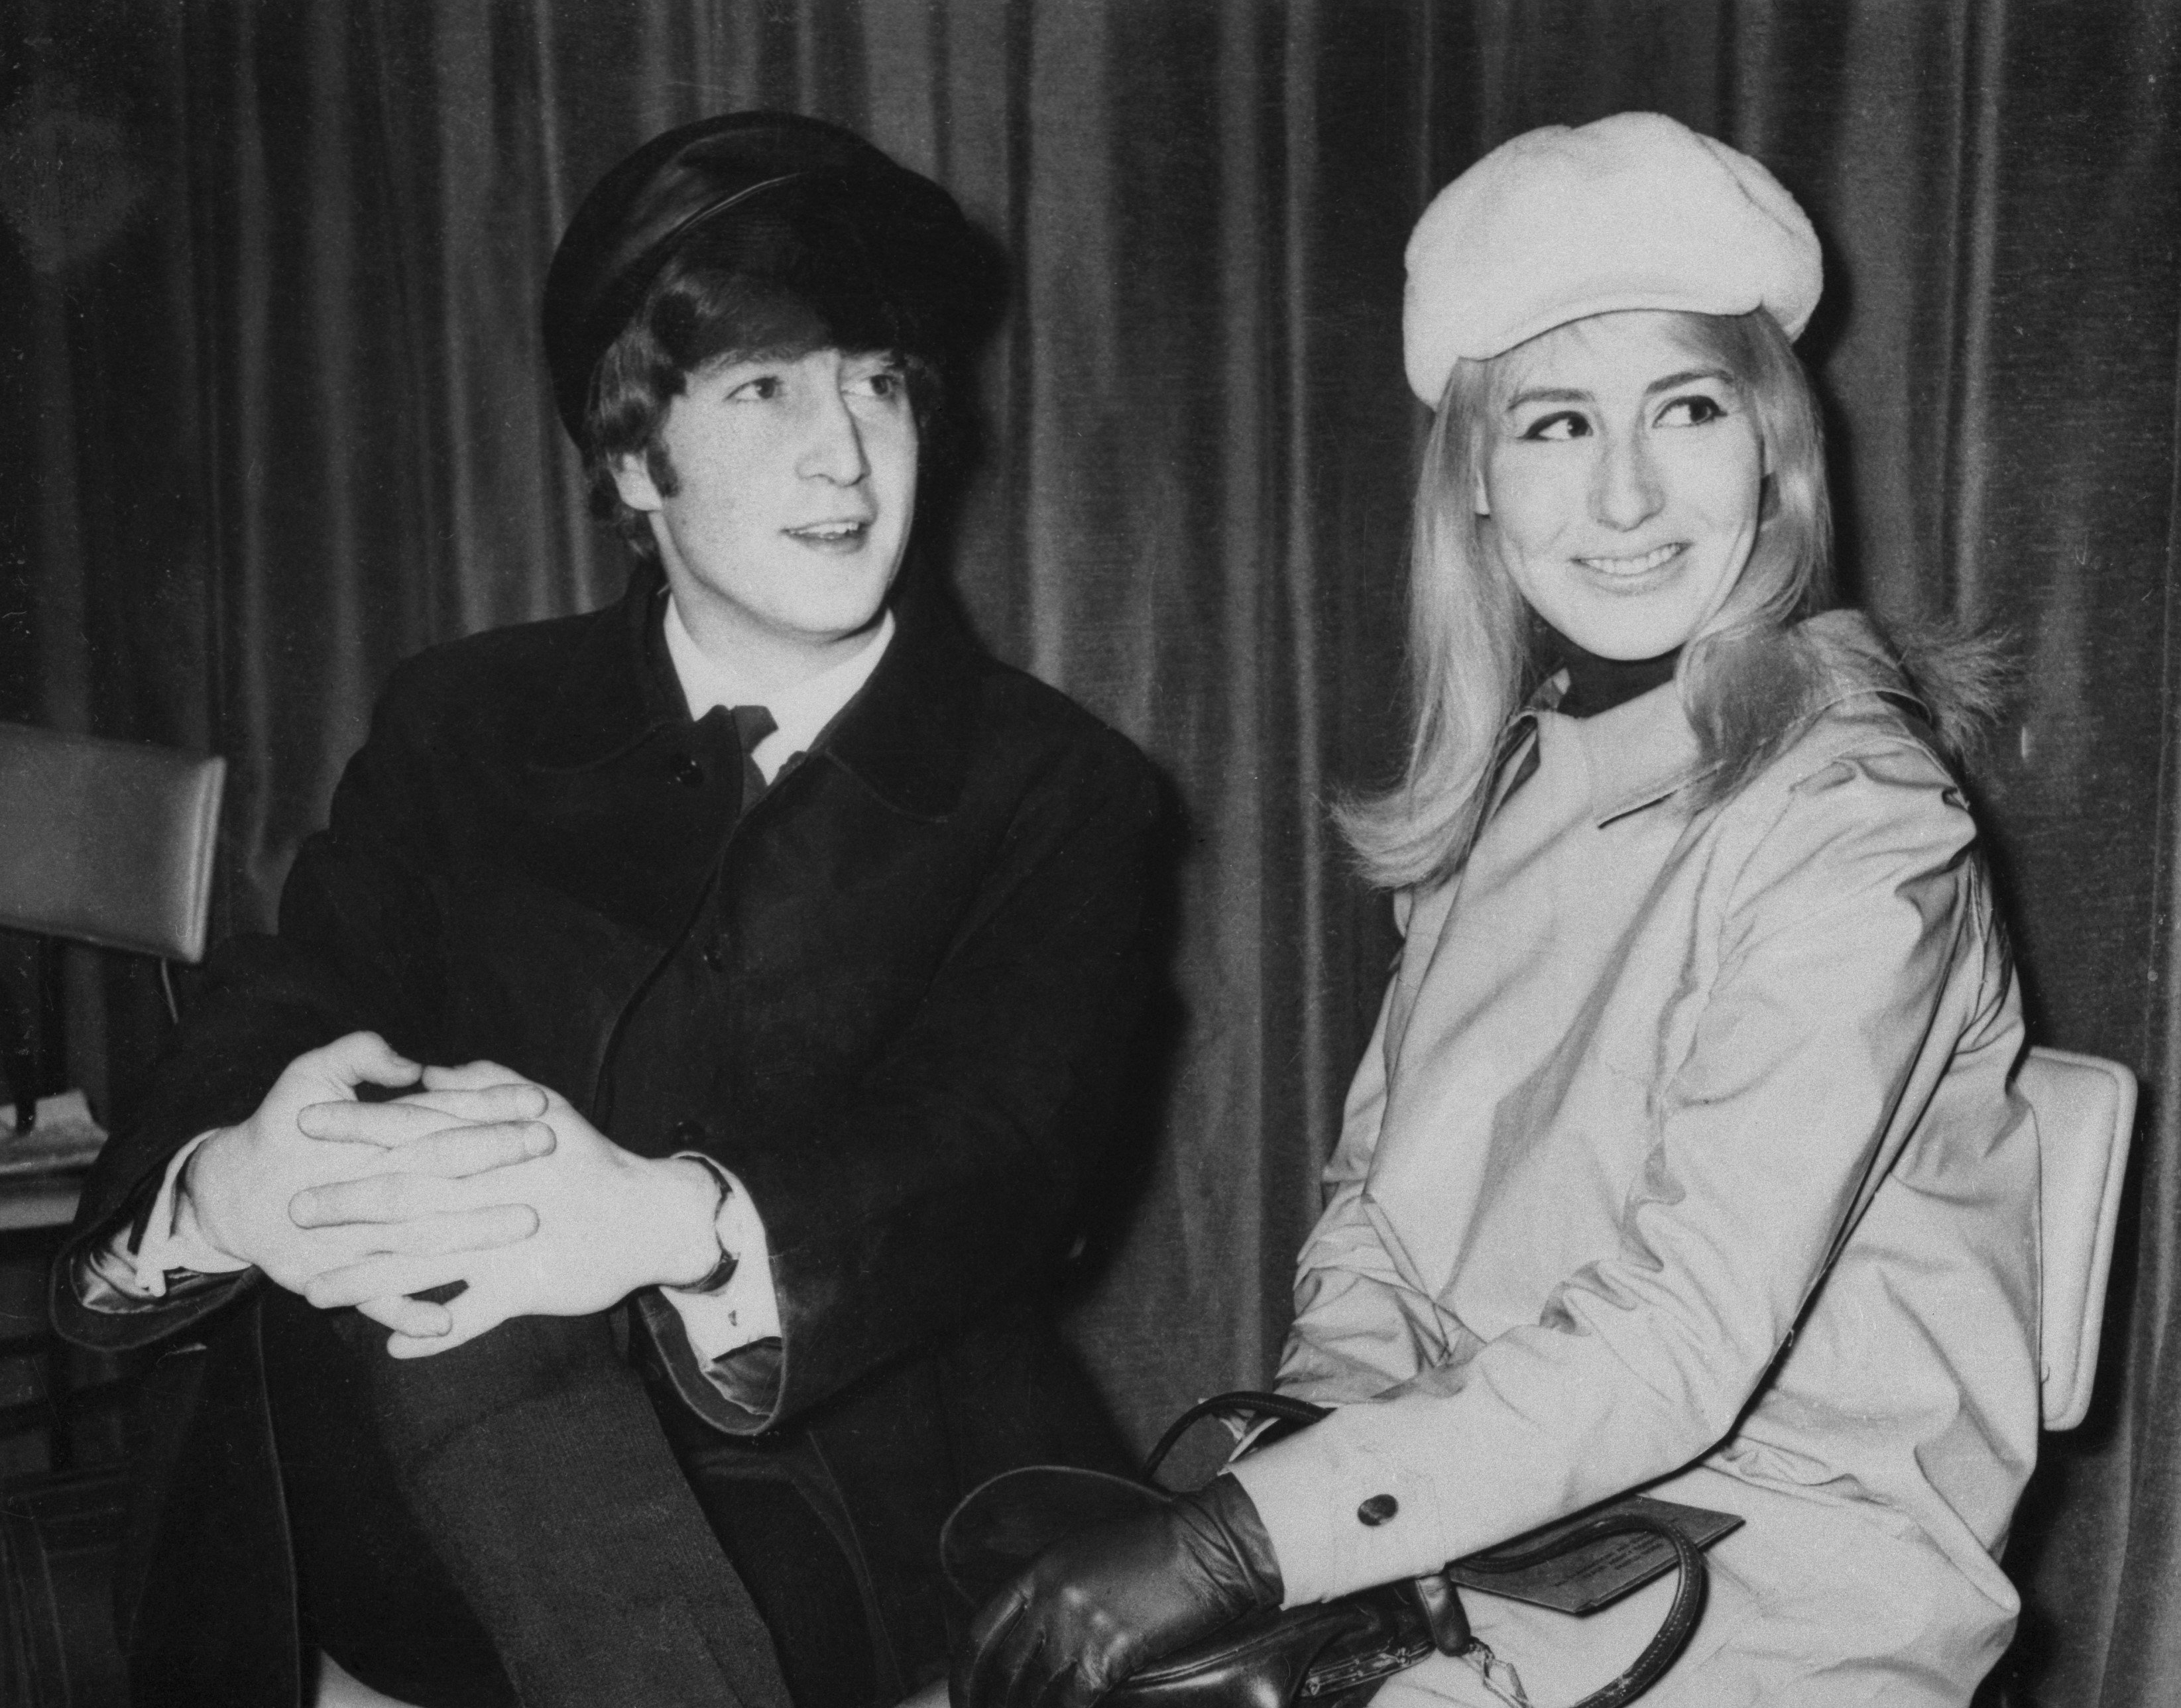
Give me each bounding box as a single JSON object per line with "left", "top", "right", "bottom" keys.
{"left": 954, "top": 113, "right": 2038, "bottom": 1708}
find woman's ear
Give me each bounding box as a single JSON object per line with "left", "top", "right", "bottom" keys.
{"left": 610, "top": 450, "right": 666, "bottom": 514}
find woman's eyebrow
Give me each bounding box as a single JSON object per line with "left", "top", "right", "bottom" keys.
{"left": 1645, "top": 366, "right": 1734, "bottom": 395}
{"left": 1503, "top": 385, "right": 1591, "bottom": 411}
{"left": 1503, "top": 367, "right": 1736, "bottom": 412}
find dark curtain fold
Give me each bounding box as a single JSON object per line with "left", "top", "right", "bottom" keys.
{"left": 5, "top": 3, "right": 2180, "bottom": 1702}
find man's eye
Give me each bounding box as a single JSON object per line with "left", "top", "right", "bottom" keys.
{"left": 1519, "top": 412, "right": 1589, "bottom": 442}
{"left": 849, "top": 368, "right": 905, "bottom": 400}
{"left": 727, "top": 375, "right": 785, "bottom": 402}
{"left": 1657, "top": 394, "right": 1726, "bottom": 427}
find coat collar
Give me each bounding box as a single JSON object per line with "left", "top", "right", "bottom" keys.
{"left": 526, "top": 557, "right": 979, "bottom": 820}
{"left": 1527, "top": 675, "right": 1718, "bottom": 828}
{"left": 520, "top": 559, "right": 684, "bottom": 772}
{"left": 1539, "top": 610, "right": 1932, "bottom": 828}
{"left": 816, "top": 569, "right": 980, "bottom": 820}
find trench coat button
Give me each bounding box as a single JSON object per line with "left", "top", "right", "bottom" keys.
{"left": 1356, "top": 1494, "right": 1399, "bottom": 1527}
{"left": 670, "top": 755, "right": 705, "bottom": 788}
{"left": 701, "top": 942, "right": 727, "bottom": 972}
{"left": 672, "top": 1119, "right": 708, "bottom": 1147}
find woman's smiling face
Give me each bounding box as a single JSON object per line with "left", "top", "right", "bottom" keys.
{"left": 1474, "top": 310, "right": 1766, "bottom": 661}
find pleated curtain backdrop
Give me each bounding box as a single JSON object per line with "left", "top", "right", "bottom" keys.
{"left": 4, "top": 2, "right": 2179, "bottom": 1703}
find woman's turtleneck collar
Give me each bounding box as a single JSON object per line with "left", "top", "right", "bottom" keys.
{"left": 1534, "top": 618, "right": 1682, "bottom": 719}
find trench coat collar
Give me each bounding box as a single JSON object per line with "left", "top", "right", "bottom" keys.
{"left": 1526, "top": 672, "right": 1718, "bottom": 828}
{"left": 526, "top": 556, "right": 976, "bottom": 819}
{"left": 1530, "top": 610, "right": 1931, "bottom": 828}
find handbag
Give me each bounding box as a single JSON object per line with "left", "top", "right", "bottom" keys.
{"left": 942, "top": 1391, "right": 1734, "bottom": 1708}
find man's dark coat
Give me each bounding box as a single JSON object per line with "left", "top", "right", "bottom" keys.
{"left": 51, "top": 559, "right": 1159, "bottom": 1704}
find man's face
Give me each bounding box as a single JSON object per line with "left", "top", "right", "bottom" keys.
{"left": 613, "top": 347, "right": 918, "bottom": 679}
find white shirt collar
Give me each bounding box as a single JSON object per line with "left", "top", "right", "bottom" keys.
{"left": 662, "top": 598, "right": 896, "bottom": 783}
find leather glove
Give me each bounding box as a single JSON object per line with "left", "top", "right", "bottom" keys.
{"left": 952, "top": 1473, "right": 1284, "bottom": 1708}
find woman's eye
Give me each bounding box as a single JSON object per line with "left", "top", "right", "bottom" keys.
{"left": 1656, "top": 394, "right": 1726, "bottom": 427}
{"left": 1518, "top": 412, "right": 1590, "bottom": 442}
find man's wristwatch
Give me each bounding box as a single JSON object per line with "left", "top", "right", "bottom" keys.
{"left": 666, "top": 1153, "right": 742, "bottom": 1296}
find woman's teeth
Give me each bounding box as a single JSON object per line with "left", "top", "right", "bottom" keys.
{"left": 790, "top": 522, "right": 865, "bottom": 541}
{"left": 1578, "top": 543, "right": 1682, "bottom": 576}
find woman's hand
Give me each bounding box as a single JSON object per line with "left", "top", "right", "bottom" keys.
{"left": 951, "top": 1475, "right": 1283, "bottom": 1708}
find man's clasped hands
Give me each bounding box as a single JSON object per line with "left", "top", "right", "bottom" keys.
{"left": 181, "top": 1031, "right": 727, "bottom": 1355}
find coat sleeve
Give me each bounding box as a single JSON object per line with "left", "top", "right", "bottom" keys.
{"left": 1230, "top": 742, "right": 2017, "bottom": 1605}
{"left": 50, "top": 667, "right": 450, "bottom": 1353}
{"left": 639, "top": 730, "right": 1162, "bottom": 1434}
{"left": 1277, "top": 970, "right": 1483, "bottom": 1405}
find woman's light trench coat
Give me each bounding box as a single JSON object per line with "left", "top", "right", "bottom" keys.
{"left": 1228, "top": 617, "right": 2040, "bottom": 1706}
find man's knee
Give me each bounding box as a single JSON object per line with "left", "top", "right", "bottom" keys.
{"left": 264, "top": 1289, "right": 628, "bottom": 1472}
{"left": 365, "top": 1309, "right": 630, "bottom": 1469}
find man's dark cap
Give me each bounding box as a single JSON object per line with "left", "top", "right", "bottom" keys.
{"left": 542, "top": 111, "right": 1000, "bottom": 443}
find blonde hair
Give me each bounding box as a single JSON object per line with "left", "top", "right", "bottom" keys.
{"left": 1338, "top": 309, "right": 1834, "bottom": 891}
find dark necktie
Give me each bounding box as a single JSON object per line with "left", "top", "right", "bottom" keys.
{"left": 730, "top": 704, "right": 776, "bottom": 811}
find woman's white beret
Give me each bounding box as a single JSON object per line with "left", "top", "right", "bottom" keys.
{"left": 1403, "top": 112, "right": 1822, "bottom": 405}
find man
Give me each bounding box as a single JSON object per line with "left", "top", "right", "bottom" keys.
{"left": 52, "top": 112, "right": 1158, "bottom": 1708}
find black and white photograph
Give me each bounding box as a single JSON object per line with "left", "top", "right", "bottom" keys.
{"left": 1, "top": 3, "right": 2178, "bottom": 1706}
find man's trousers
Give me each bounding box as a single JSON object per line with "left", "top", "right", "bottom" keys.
{"left": 259, "top": 1286, "right": 878, "bottom": 1708}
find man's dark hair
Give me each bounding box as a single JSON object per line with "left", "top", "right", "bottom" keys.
{"left": 581, "top": 186, "right": 971, "bottom": 562}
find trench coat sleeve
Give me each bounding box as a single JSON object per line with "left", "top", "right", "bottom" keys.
{"left": 1275, "top": 978, "right": 1455, "bottom": 1405}
{"left": 52, "top": 665, "right": 449, "bottom": 1353}
{"left": 640, "top": 733, "right": 1161, "bottom": 1434}
{"left": 1231, "top": 742, "right": 2016, "bottom": 1606}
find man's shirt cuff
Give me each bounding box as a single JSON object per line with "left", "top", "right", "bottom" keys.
{"left": 77, "top": 1129, "right": 253, "bottom": 1312}
{"left": 659, "top": 1155, "right": 780, "bottom": 1360}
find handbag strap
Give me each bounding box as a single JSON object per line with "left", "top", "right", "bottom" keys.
{"left": 1140, "top": 1390, "right": 1329, "bottom": 1486}
{"left": 1457, "top": 1511, "right": 1707, "bottom": 1708}
{"left": 1137, "top": 1391, "right": 1706, "bottom": 1708}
